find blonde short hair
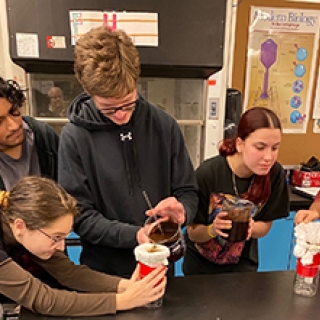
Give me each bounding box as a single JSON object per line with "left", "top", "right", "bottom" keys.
{"left": 74, "top": 26, "right": 140, "bottom": 98}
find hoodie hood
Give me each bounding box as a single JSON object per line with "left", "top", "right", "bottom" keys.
{"left": 67, "top": 92, "right": 145, "bottom": 195}
{"left": 67, "top": 92, "right": 135, "bottom": 132}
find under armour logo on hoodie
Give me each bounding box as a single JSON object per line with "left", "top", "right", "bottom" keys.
{"left": 120, "top": 132, "right": 132, "bottom": 141}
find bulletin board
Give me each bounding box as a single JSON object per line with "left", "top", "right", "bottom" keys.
{"left": 232, "top": 0, "right": 320, "bottom": 165}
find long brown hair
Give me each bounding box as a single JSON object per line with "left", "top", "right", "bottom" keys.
{"left": 0, "top": 176, "right": 78, "bottom": 230}
{"left": 219, "top": 107, "right": 282, "bottom": 204}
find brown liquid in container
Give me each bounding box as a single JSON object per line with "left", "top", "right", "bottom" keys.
{"left": 222, "top": 207, "right": 251, "bottom": 242}
{"left": 147, "top": 246, "right": 163, "bottom": 253}
{"left": 222, "top": 221, "right": 249, "bottom": 242}
{"left": 149, "top": 221, "right": 184, "bottom": 262}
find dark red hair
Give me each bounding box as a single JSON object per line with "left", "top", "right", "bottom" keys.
{"left": 219, "top": 107, "right": 282, "bottom": 204}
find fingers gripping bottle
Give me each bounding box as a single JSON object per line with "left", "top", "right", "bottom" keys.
{"left": 293, "top": 254, "right": 320, "bottom": 297}
{"left": 134, "top": 243, "right": 170, "bottom": 308}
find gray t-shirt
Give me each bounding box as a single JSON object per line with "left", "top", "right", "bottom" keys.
{"left": 0, "top": 121, "right": 41, "bottom": 190}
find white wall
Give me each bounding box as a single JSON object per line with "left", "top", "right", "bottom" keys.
{"left": 0, "top": 0, "right": 27, "bottom": 86}
{"left": 203, "top": 0, "right": 238, "bottom": 160}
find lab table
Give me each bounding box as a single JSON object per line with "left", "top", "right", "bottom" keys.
{"left": 289, "top": 187, "right": 313, "bottom": 211}
{"left": 19, "top": 270, "right": 320, "bottom": 320}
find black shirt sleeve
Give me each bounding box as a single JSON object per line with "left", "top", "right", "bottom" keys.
{"left": 253, "top": 162, "right": 289, "bottom": 222}
{"left": 193, "top": 160, "right": 214, "bottom": 225}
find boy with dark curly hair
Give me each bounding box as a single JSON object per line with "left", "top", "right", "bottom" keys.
{"left": 0, "top": 76, "right": 59, "bottom": 191}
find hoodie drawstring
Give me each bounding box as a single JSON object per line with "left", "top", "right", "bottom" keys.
{"left": 132, "top": 139, "right": 142, "bottom": 188}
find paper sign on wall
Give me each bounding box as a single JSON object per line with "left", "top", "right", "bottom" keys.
{"left": 16, "top": 33, "right": 39, "bottom": 58}
{"left": 70, "top": 11, "right": 158, "bottom": 46}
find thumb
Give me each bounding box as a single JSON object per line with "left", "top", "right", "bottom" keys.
{"left": 217, "top": 211, "right": 229, "bottom": 218}
{"left": 145, "top": 209, "right": 155, "bottom": 216}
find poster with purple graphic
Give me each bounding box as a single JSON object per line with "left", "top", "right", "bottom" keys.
{"left": 313, "top": 64, "right": 320, "bottom": 133}
{"left": 313, "top": 63, "right": 320, "bottom": 129}
{"left": 244, "top": 7, "right": 320, "bottom": 133}
{"left": 313, "top": 118, "right": 320, "bottom": 133}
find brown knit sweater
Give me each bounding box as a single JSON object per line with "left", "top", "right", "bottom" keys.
{"left": 0, "top": 250, "right": 122, "bottom": 316}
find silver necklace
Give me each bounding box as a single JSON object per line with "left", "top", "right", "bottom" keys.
{"left": 232, "top": 172, "right": 254, "bottom": 197}
{"left": 232, "top": 172, "right": 240, "bottom": 196}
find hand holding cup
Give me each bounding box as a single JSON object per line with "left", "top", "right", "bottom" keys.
{"left": 116, "top": 264, "right": 167, "bottom": 310}
{"left": 220, "top": 198, "right": 255, "bottom": 242}
{"left": 133, "top": 243, "right": 170, "bottom": 308}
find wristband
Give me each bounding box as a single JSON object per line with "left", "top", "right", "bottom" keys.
{"left": 207, "top": 223, "right": 216, "bottom": 238}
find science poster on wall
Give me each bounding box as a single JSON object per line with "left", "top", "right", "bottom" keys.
{"left": 313, "top": 62, "right": 320, "bottom": 134}
{"left": 243, "top": 6, "right": 320, "bottom": 133}
{"left": 313, "top": 119, "right": 320, "bottom": 133}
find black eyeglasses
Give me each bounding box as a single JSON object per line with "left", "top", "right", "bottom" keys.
{"left": 38, "top": 228, "right": 69, "bottom": 244}
{"left": 99, "top": 98, "right": 139, "bottom": 115}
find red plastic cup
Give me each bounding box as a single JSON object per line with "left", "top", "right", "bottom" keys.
{"left": 138, "top": 261, "right": 165, "bottom": 287}
{"left": 134, "top": 243, "right": 169, "bottom": 308}
{"left": 138, "top": 261, "right": 157, "bottom": 278}
{"left": 296, "top": 253, "right": 320, "bottom": 277}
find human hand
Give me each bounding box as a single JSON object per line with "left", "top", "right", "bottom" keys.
{"left": 116, "top": 265, "right": 167, "bottom": 310}
{"left": 117, "top": 279, "right": 130, "bottom": 293}
{"left": 209, "top": 211, "right": 232, "bottom": 238}
{"left": 246, "top": 218, "right": 254, "bottom": 240}
{"left": 136, "top": 227, "right": 151, "bottom": 245}
{"left": 295, "top": 209, "right": 320, "bottom": 225}
{"left": 146, "top": 197, "right": 185, "bottom": 224}
{"left": 117, "top": 265, "right": 140, "bottom": 293}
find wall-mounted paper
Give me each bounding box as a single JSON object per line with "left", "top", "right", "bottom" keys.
{"left": 313, "top": 119, "right": 320, "bottom": 133}
{"left": 243, "top": 7, "right": 320, "bottom": 134}
{"left": 70, "top": 11, "right": 158, "bottom": 46}
{"left": 16, "top": 33, "right": 39, "bottom": 58}
{"left": 286, "top": 1, "right": 320, "bottom": 3}
{"left": 312, "top": 62, "right": 320, "bottom": 120}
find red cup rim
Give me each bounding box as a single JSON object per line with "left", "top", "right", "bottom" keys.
{"left": 297, "top": 257, "right": 320, "bottom": 277}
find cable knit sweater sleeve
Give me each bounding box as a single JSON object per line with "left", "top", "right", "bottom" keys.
{"left": 0, "top": 253, "right": 121, "bottom": 316}
{"left": 32, "top": 251, "right": 121, "bottom": 293}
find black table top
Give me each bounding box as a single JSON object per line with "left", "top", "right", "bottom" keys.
{"left": 289, "top": 187, "right": 313, "bottom": 211}
{"left": 19, "top": 271, "right": 320, "bottom": 320}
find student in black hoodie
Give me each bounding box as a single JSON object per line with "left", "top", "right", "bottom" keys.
{"left": 0, "top": 77, "right": 59, "bottom": 191}
{"left": 58, "top": 26, "right": 198, "bottom": 277}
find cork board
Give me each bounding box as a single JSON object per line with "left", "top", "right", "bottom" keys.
{"left": 232, "top": 0, "right": 320, "bottom": 165}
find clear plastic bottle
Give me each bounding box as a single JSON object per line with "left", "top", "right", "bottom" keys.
{"left": 293, "top": 258, "right": 320, "bottom": 297}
